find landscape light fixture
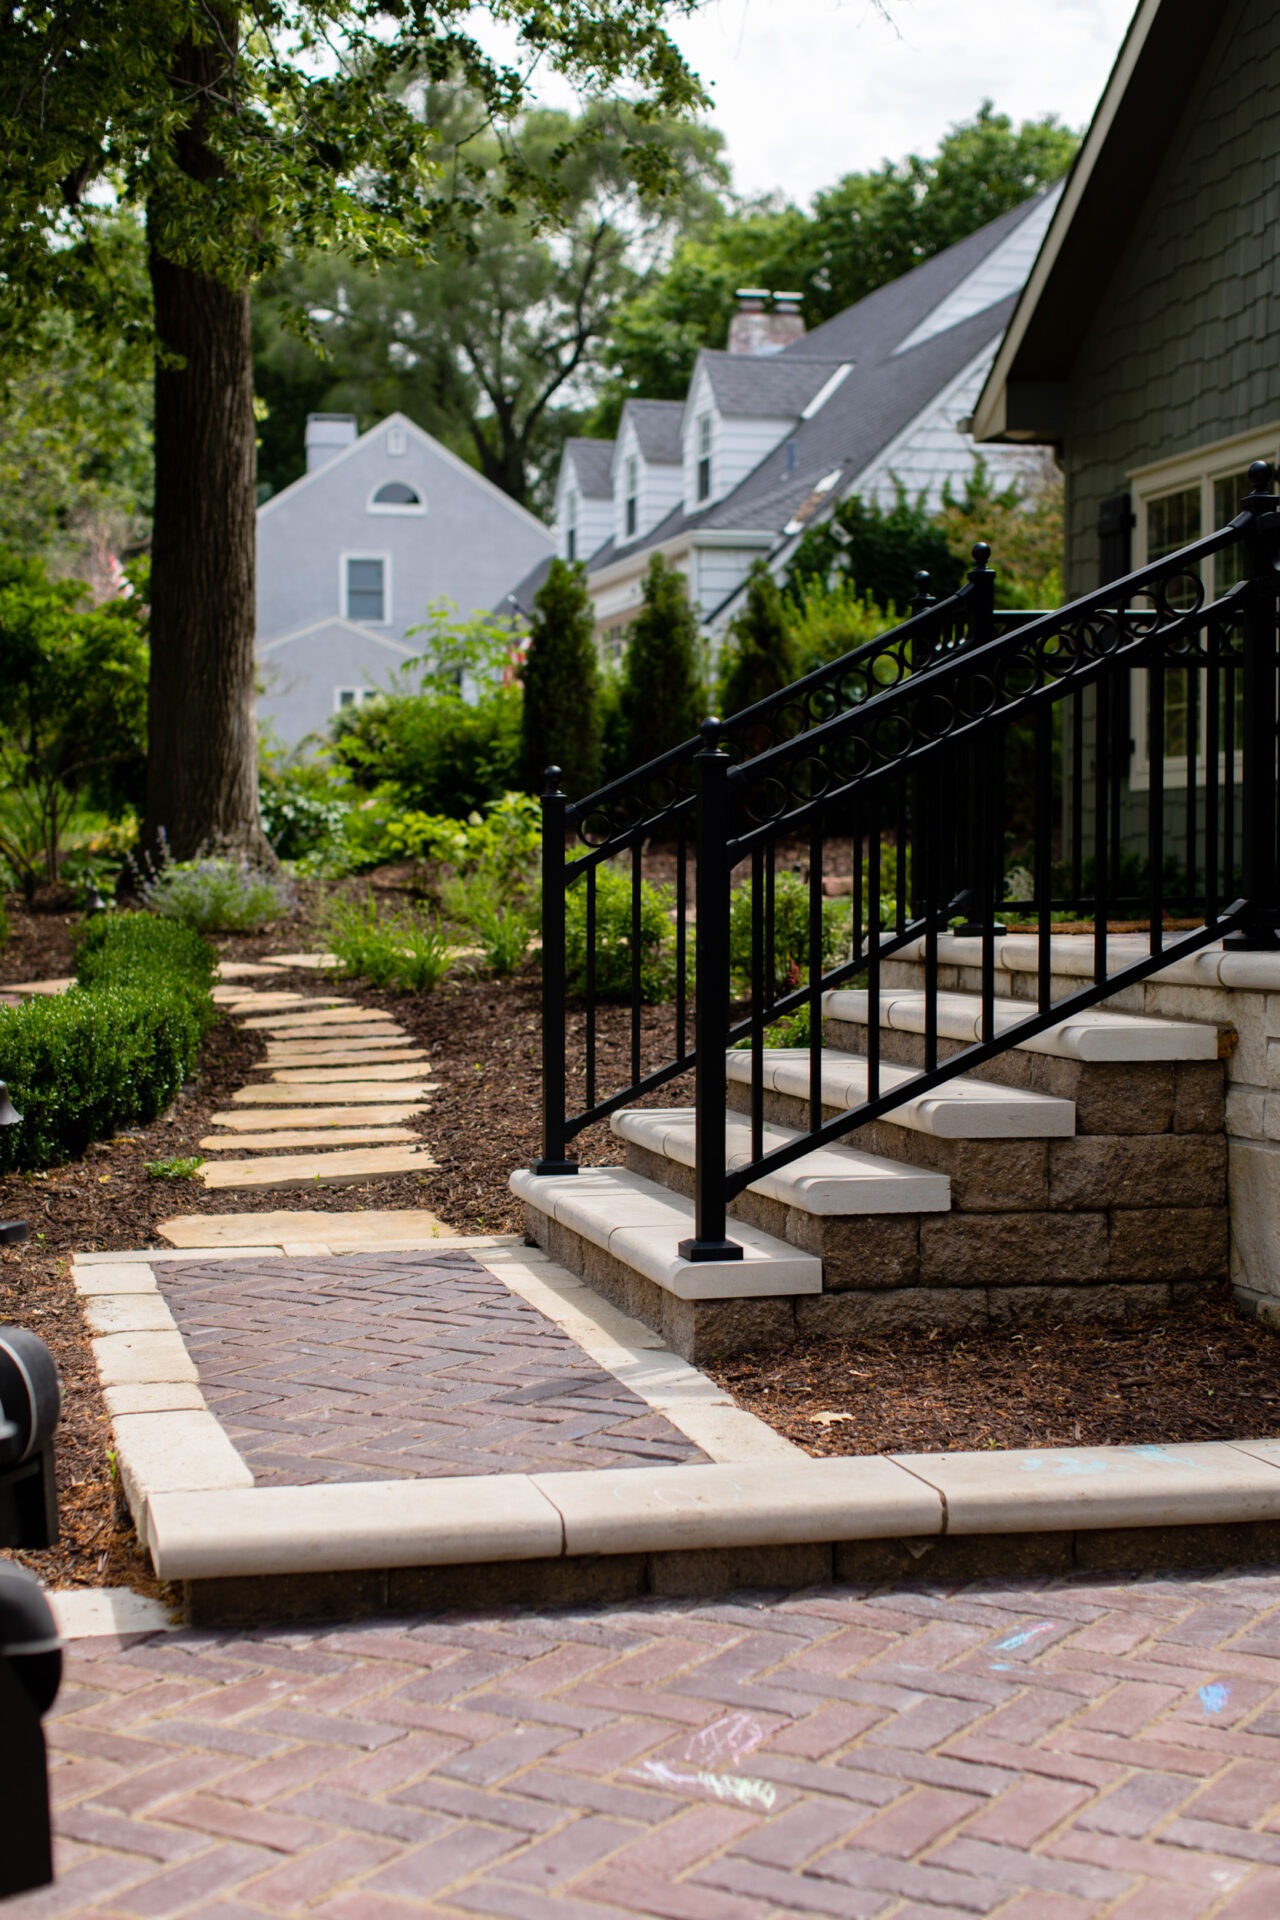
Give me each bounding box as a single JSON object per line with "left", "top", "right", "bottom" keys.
{"left": 0, "top": 1083, "right": 29, "bottom": 1247}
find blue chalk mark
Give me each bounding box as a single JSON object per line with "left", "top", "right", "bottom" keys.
{"left": 1199, "top": 1683, "right": 1229, "bottom": 1716}
{"left": 994, "top": 1622, "right": 1056, "bottom": 1653}
{"left": 1134, "top": 1445, "right": 1212, "bottom": 1472}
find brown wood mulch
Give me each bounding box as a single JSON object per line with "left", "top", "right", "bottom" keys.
{"left": 2, "top": 886, "right": 1280, "bottom": 1592}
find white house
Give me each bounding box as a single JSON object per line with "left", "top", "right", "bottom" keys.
{"left": 257, "top": 411, "right": 554, "bottom": 747}
{"left": 509, "top": 186, "right": 1063, "bottom": 649}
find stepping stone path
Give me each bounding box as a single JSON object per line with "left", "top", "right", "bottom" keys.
{"left": 196, "top": 964, "right": 439, "bottom": 1194}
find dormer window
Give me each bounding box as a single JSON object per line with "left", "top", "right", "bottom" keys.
{"left": 369, "top": 480, "right": 424, "bottom": 514}
{"left": 624, "top": 457, "right": 638, "bottom": 539}
{"left": 565, "top": 488, "right": 578, "bottom": 562}
{"left": 694, "top": 414, "right": 717, "bottom": 506}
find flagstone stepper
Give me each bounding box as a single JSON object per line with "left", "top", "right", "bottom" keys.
{"left": 200, "top": 1127, "right": 420, "bottom": 1151}
{"left": 231, "top": 1082, "right": 435, "bottom": 1104}
{"left": 263, "top": 1063, "right": 428, "bottom": 1085}
{"left": 200, "top": 1145, "right": 437, "bottom": 1191}
{"left": 209, "top": 1104, "right": 427, "bottom": 1130}
{"left": 263, "top": 1045, "right": 427, "bottom": 1064}
{"left": 244, "top": 1007, "right": 403, "bottom": 1031}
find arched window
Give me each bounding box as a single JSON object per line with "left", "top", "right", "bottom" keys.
{"left": 368, "top": 480, "right": 425, "bottom": 513}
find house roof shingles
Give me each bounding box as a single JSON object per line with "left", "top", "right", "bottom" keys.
{"left": 563, "top": 438, "right": 615, "bottom": 498}
{"left": 621, "top": 400, "right": 685, "bottom": 465}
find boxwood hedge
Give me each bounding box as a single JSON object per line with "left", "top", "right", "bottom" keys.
{"left": 0, "top": 914, "right": 217, "bottom": 1173}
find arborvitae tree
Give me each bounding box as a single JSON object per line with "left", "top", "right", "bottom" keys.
{"left": 621, "top": 555, "right": 705, "bottom": 767}
{"left": 717, "top": 561, "right": 800, "bottom": 716}
{"left": 520, "top": 559, "right": 601, "bottom": 798}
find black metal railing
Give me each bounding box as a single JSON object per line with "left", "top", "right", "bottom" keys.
{"left": 535, "top": 549, "right": 999, "bottom": 1172}
{"left": 535, "top": 463, "right": 1280, "bottom": 1258}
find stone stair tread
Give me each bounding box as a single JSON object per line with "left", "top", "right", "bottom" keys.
{"left": 201, "top": 1145, "right": 436, "bottom": 1191}
{"left": 824, "top": 987, "right": 1218, "bottom": 1062}
{"left": 261, "top": 1063, "right": 428, "bottom": 1085}
{"left": 510, "top": 1165, "right": 822, "bottom": 1301}
{"left": 612, "top": 1107, "right": 949, "bottom": 1215}
{"left": 725, "top": 1047, "right": 1075, "bottom": 1138}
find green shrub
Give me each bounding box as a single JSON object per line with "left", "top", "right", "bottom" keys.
{"left": 260, "top": 766, "right": 351, "bottom": 869}
{"left": 146, "top": 1154, "right": 205, "bottom": 1180}
{"left": 563, "top": 863, "right": 679, "bottom": 1002}
{"left": 727, "top": 872, "right": 852, "bottom": 998}
{"left": 143, "top": 857, "right": 292, "bottom": 933}
{"left": 520, "top": 558, "right": 601, "bottom": 798}
{"left": 326, "top": 894, "right": 453, "bottom": 993}
{"left": 0, "top": 893, "right": 8, "bottom": 951}
{"left": 732, "top": 1001, "right": 815, "bottom": 1049}
{"left": 440, "top": 872, "right": 535, "bottom": 978}
{"left": 0, "top": 912, "right": 216, "bottom": 1172}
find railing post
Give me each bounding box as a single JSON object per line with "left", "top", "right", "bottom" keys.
{"left": 679, "top": 719, "right": 742, "bottom": 1262}
{"left": 532, "top": 766, "right": 578, "bottom": 1173}
{"left": 1226, "top": 460, "right": 1280, "bottom": 950}
{"left": 948, "top": 544, "right": 1006, "bottom": 938}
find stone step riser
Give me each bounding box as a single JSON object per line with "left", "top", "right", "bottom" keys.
{"left": 820, "top": 1013, "right": 1226, "bottom": 1137}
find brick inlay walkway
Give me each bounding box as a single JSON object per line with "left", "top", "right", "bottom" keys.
{"left": 25, "top": 1566, "right": 1280, "bottom": 1917}
{"left": 157, "top": 1251, "right": 706, "bottom": 1482}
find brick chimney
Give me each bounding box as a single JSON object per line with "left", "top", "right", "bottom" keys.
{"left": 305, "top": 413, "right": 359, "bottom": 472}
{"left": 727, "top": 290, "right": 806, "bottom": 356}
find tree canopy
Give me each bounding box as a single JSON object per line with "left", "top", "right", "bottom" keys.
{"left": 0, "top": 0, "right": 709, "bottom": 857}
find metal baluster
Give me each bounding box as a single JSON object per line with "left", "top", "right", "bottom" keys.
{"left": 809, "top": 819, "right": 824, "bottom": 1134}
{"left": 585, "top": 864, "right": 596, "bottom": 1112}
{"left": 532, "top": 767, "right": 577, "bottom": 1174}
{"left": 980, "top": 728, "right": 997, "bottom": 1045}
{"left": 868, "top": 804, "right": 881, "bottom": 1107}
{"left": 1226, "top": 461, "right": 1280, "bottom": 949}
{"left": 1186, "top": 660, "right": 1200, "bottom": 917}
{"left": 924, "top": 765, "right": 939, "bottom": 1074}
{"left": 631, "top": 839, "right": 642, "bottom": 1086}
{"left": 1035, "top": 703, "right": 1053, "bottom": 1013}
{"left": 1070, "top": 691, "right": 1084, "bottom": 911}
{"left": 675, "top": 822, "right": 688, "bottom": 1061}
{"left": 1206, "top": 623, "right": 1221, "bottom": 924}
{"left": 1094, "top": 679, "right": 1110, "bottom": 985}
{"left": 679, "top": 720, "right": 742, "bottom": 1262}
{"left": 751, "top": 843, "right": 764, "bottom": 1165}
{"left": 1148, "top": 652, "right": 1165, "bottom": 957}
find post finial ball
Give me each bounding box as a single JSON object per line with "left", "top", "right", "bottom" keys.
{"left": 699, "top": 716, "right": 723, "bottom": 747}
{"left": 1249, "top": 459, "right": 1272, "bottom": 494}
{"left": 544, "top": 765, "right": 563, "bottom": 791}
{"left": 971, "top": 541, "right": 992, "bottom": 568}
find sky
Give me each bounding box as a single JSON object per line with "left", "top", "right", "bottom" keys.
{"left": 513, "top": 0, "right": 1140, "bottom": 205}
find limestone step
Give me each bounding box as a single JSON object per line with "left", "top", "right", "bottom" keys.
{"left": 824, "top": 987, "right": 1218, "bottom": 1062}
{"left": 612, "top": 1107, "right": 949, "bottom": 1215}
{"left": 724, "top": 1047, "right": 1075, "bottom": 1139}
{"left": 242, "top": 1008, "right": 403, "bottom": 1033}
{"left": 231, "top": 1081, "right": 435, "bottom": 1105}
{"left": 201, "top": 1145, "right": 435, "bottom": 1192}
{"left": 209, "top": 1104, "right": 427, "bottom": 1130}
{"left": 157, "top": 1208, "right": 452, "bottom": 1248}
{"left": 263, "top": 1044, "right": 426, "bottom": 1065}
{"left": 510, "top": 1166, "right": 822, "bottom": 1301}
{"left": 199, "top": 1127, "right": 420, "bottom": 1151}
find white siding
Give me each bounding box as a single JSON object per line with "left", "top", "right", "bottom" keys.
{"left": 681, "top": 367, "right": 795, "bottom": 512}
{"left": 611, "top": 414, "right": 683, "bottom": 547}
{"left": 692, "top": 543, "right": 768, "bottom": 615}
{"left": 553, "top": 453, "right": 613, "bottom": 563}
{"left": 853, "top": 342, "right": 1047, "bottom": 513}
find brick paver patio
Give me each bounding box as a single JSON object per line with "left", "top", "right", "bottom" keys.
{"left": 17, "top": 1565, "right": 1280, "bottom": 1916}
{"left": 157, "top": 1251, "right": 706, "bottom": 1482}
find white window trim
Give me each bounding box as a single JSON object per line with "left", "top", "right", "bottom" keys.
{"left": 334, "top": 685, "right": 382, "bottom": 712}
{"left": 1127, "top": 429, "right": 1279, "bottom": 791}
{"left": 367, "top": 482, "right": 426, "bottom": 515}
{"left": 341, "top": 550, "right": 392, "bottom": 625}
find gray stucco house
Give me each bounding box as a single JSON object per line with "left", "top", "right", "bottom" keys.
{"left": 257, "top": 411, "right": 553, "bottom": 748}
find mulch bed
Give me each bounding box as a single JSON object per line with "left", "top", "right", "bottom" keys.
{"left": 3, "top": 885, "right": 1280, "bottom": 1591}
{"left": 708, "top": 1298, "right": 1280, "bottom": 1455}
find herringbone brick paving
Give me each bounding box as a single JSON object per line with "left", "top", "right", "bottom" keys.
{"left": 18, "top": 1566, "right": 1280, "bottom": 1916}
{"left": 157, "top": 1252, "right": 706, "bottom": 1482}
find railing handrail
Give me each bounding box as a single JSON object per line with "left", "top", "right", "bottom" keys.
{"left": 724, "top": 514, "right": 1252, "bottom": 811}
{"left": 564, "top": 555, "right": 995, "bottom": 848}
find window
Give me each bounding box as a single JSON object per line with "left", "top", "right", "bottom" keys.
{"left": 335, "top": 686, "right": 381, "bottom": 712}
{"left": 387, "top": 426, "right": 406, "bottom": 456}
{"left": 368, "top": 480, "right": 424, "bottom": 513}
{"left": 345, "top": 555, "right": 387, "bottom": 622}
{"left": 696, "top": 413, "right": 712, "bottom": 502}
{"left": 624, "top": 457, "right": 638, "bottom": 539}
{"left": 1128, "top": 433, "right": 1277, "bottom": 789}
{"left": 565, "top": 487, "right": 578, "bottom": 563}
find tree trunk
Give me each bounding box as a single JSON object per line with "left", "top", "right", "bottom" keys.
{"left": 144, "top": 238, "right": 267, "bottom": 862}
